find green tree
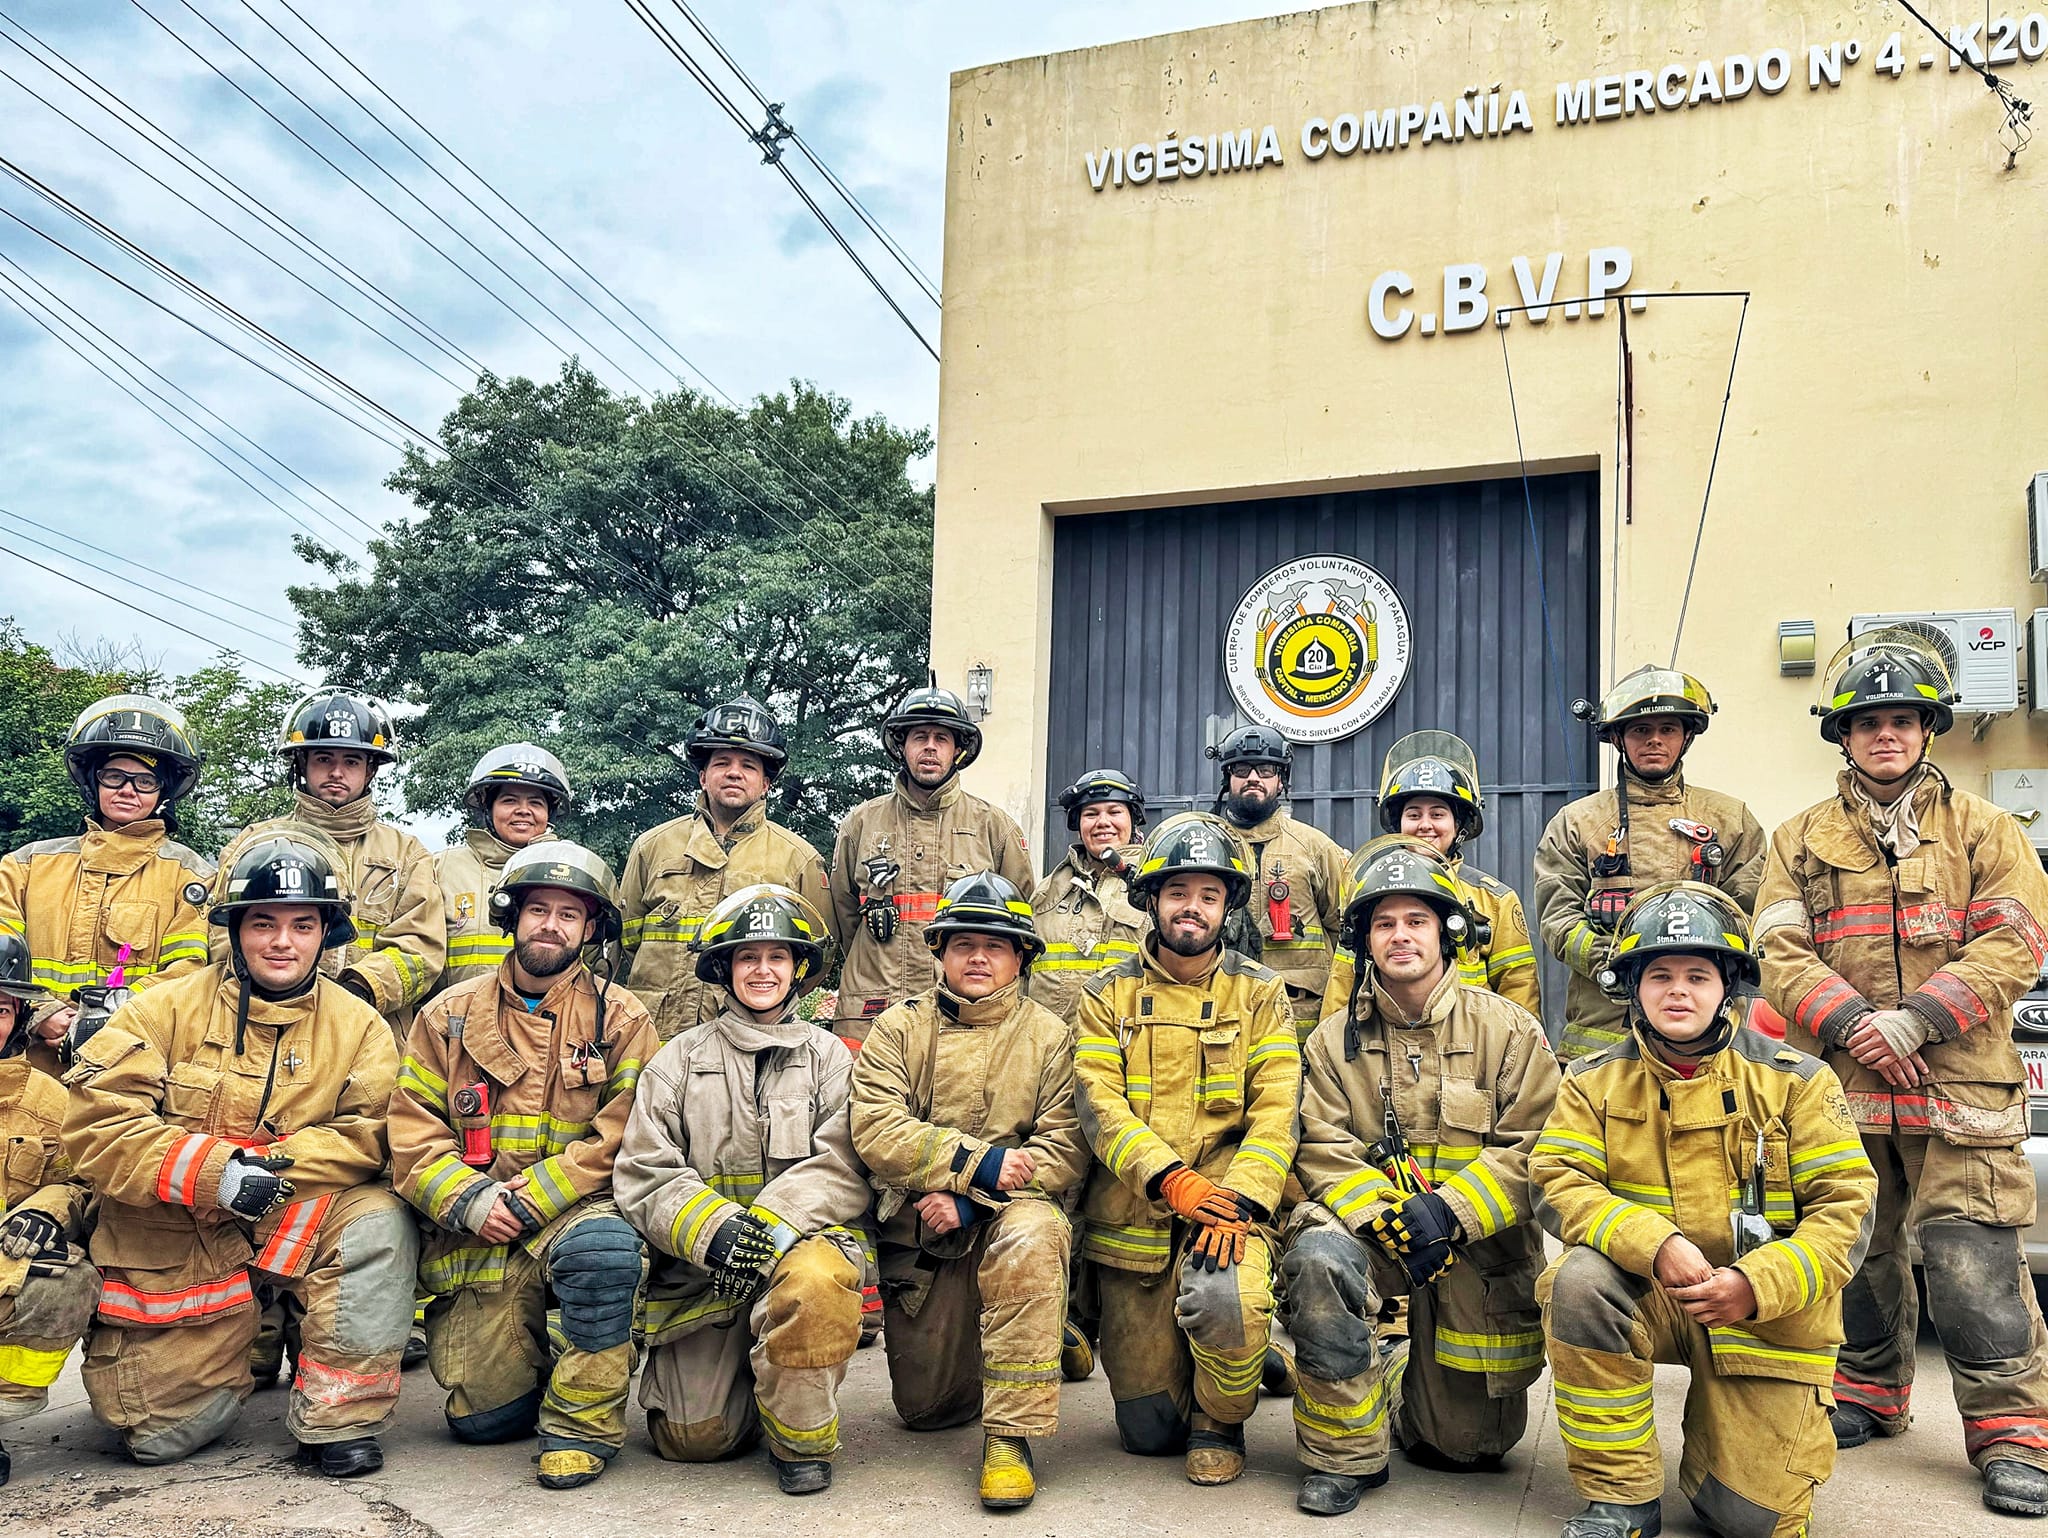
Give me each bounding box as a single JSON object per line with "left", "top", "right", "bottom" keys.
{"left": 0, "top": 618, "right": 128, "bottom": 847}
{"left": 168, "top": 656, "right": 298, "bottom": 857}
{"left": 288, "top": 363, "right": 933, "bottom": 864}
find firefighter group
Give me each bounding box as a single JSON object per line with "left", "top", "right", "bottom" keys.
{"left": 2, "top": 622, "right": 2045, "bottom": 1536}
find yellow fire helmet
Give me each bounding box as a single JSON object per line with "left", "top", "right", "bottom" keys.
{"left": 1572, "top": 665, "right": 1716, "bottom": 744}
{"left": 1339, "top": 833, "right": 1475, "bottom": 957}
{"left": 490, "top": 839, "right": 621, "bottom": 943}
{"left": 1812, "top": 626, "right": 1957, "bottom": 743}
{"left": 694, "top": 882, "right": 830, "bottom": 985}
{"left": 1131, "top": 811, "right": 1254, "bottom": 911}
{"left": 1377, "top": 729, "right": 1484, "bottom": 840}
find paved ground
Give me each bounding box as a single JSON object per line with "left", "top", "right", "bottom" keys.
{"left": 3, "top": 1318, "right": 2010, "bottom": 1538}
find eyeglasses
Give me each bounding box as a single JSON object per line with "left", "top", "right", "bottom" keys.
{"left": 1231, "top": 765, "right": 1284, "bottom": 782}
{"left": 94, "top": 767, "right": 163, "bottom": 794}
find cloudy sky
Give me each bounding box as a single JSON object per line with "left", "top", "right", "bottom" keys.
{"left": 0, "top": 0, "right": 1274, "bottom": 685}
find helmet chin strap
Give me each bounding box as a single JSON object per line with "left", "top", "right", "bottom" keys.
{"left": 1618, "top": 731, "right": 1692, "bottom": 786}
{"left": 1843, "top": 745, "right": 1930, "bottom": 791}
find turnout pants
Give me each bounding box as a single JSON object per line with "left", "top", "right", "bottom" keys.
{"left": 1833, "top": 1128, "right": 2048, "bottom": 1471}
{"left": 642, "top": 1235, "right": 863, "bottom": 1463}
{"left": 426, "top": 1209, "right": 646, "bottom": 1460}
{"left": 83, "top": 1186, "right": 416, "bottom": 1463}
{"left": 1096, "top": 1225, "right": 1276, "bottom": 1454}
{"left": 0, "top": 1245, "right": 100, "bottom": 1423}
{"left": 880, "top": 1200, "right": 1069, "bottom": 1438}
{"left": 1541, "top": 1246, "right": 1834, "bottom": 1538}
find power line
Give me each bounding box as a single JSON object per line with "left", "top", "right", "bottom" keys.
{"left": 1668, "top": 295, "right": 1750, "bottom": 668}
{"left": 0, "top": 260, "right": 369, "bottom": 553}
{"left": 0, "top": 10, "right": 485, "bottom": 379}
{"left": 662, "top": 0, "right": 941, "bottom": 307}
{"left": 0, "top": 244, "right": 376, "bottom": 547}
{"left": 0, "top": 505, "right": 297, "bottom": 640}
{"left": 0, "top": 541, "right": 309, "bottom": 684}
{"left": 620, "top": 0, "right": 939, "bottom": 361}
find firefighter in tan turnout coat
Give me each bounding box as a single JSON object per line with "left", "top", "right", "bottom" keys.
{"left": 433, "top": 744, "right": 571, "bottom": 995}
{"left": 1284, "top": 836, "right": 1559, "bottom": 1516}
{"left": 615, "top": 884, "right": 870, "bottom": 1496}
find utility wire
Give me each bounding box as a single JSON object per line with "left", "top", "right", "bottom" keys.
{"left": 0, "top": 245, "right": 376, "bottom": 547}
{"left": 0, "top": 504, "right": 297, "bottom": 639}
{"left": 1668, "top": 295, "right": 1749, "bottom": 667}
{"left": 0, "top": 541, "right": 309, "bottom": 685}
{"left": 621, "top": 0, "right": 940, "bottom": 361}
{"left": 1892, "top": 0, "right": 2033, "bottom": 163}
{"left": 661, "top": 0, "right": 941, "bottom": 306}
{"left": 0, "top": 261, "right": 368, "bottom": 552}
{"left": 0, "top": 11, "right": 484, "bottom": 378}
{"left": 241, "top": 0, "right": 930, "bottom": 618}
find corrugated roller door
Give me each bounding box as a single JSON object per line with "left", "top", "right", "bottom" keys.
{"left": 1045, "top": 471, "right": 1599, "bottom": 1031}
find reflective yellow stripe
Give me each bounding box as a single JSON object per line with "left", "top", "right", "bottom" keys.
{"left": 1083, "top": 1222, "right": 1171, "bottom": 1259}
{"left": 1237, "top": 1139, "right": 1291, "bottom": 1176}
{"left": 1327, "top": 1166, "right": 1401, "bottom": 1221}
{"left": 421, "top": 1244, "right": 508, "bottom": 1293}
{"left": 0, "top": 1340, "right": 73, "bottom": 1388}
{"left": 520, "top": 1156, "right": 579, "bottom": 1220}
{"left": 1706, "top": 1326, "right": 1836, "bottom": 1371}
{"left": 1292, "top": 1378, "right": 1387, "bottom": 1438}
{"left": 1433, "top": 1326, "right": 1544, "bottom": 1373}
{"left": 670, "top": 1188, "right": 736, "bottom": 1258}
{"left": 1104, "top": 1126, "right": 1149, "bottom": 1175}
{"left": 1790, "top": 1140, "right": 1869, "bottom": 1181}
{"left": 1441, "top": 1160, "right": 1513, "bottom": 1237}
{"left": 412, "top": 1152, "right": 477, "bottom": 1222}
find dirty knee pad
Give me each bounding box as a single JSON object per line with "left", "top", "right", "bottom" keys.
{"left": 1281, "top": 1231, "right": 1379, "bottom": 1383}
{"left": 332, "top": 1203, "right": 421, "bottom": 1356}
{"left": 548, "top": 1219, "right": 646, "bottom": 1353}
{"left": 1688, "top": 1473, "right": 1787, "bottom": 1538}
{"left": 1839, "top": 1263, "right": 1902, "bottom": 1349}
{"left": 1545, "top": 1246, "right": 1650, "bottom": 1356}
{"left": 448, "top": 1386, "right": 543, "bottom": 1444}
{"left": 1175, "top": 1257, "right": 1263, "bottom": 1352}
{"left": 1920, "top": 1219, "right": 2034, "bottom": 1364}
{"left": 1115, "top": 1391, "right": 1189, "bottom": 1455}
{"left": 126, "top": 1388, "right": 241, "bottom": 1465}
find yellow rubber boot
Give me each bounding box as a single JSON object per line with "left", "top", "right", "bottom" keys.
{"left": 980, "top": 1434, "right": 1037, "bottom": 1510}
{"left": 537, "top": 1450, "right": 607, "bottom": 1490}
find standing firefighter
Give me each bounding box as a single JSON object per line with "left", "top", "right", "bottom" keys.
{"left": 620, "top": 698, "right": 832, "bottom": 1041}
{"left": 1207, "top": 725, "right": 1348, "bottom": 1032}
{"left": 0, "top": 693, "right": 213, "bottom": 1074}
{"left": 615, "top": 885, "right": 871, "bottom": 1495}
{"left": 830, "top": 687, "right": 1035, "bottom": 1045}
{"left": 1534, "top": 883, "right": 1876, "bottom": 1538}
{"left": 850, "top": 873, "right": 1086, "bottom": 1510}
{"left": 0, "top": 933, "right": 97, "bottom": 1488}
{"left": 1029, "top": 768, "right": 1150, "bottom": 1024}
{"left": 1328, "top": 731, "right": 1540, "bottom": 1019}
{"left": 435, "top": 743, "right": 571, "bottom": 994}
{"left": 1074, "top": 811, "right": 1302, "bottom": 1484}
{"left": 1756, "top": 629, "right": 2048, "bottom": 1519}
{"left": 214, "top": 689, "right": 446, "bottom": 1038}
{"left": 389, "top": 841, "right": 656, "bottom": 1490}
{"left": 1284, "top": 835, "right": 1559, "bottom": 1515}
{"left": 1535, "top": 667, "right": 1766, "bottom": 1061}
{"left": 62, "top": 835, "right": 417, "bottom": 1474}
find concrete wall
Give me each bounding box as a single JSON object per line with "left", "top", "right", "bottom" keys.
{"left": 933, "top": 0, "right": 2048, "bottom": 850}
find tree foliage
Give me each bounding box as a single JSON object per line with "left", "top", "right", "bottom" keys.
{"left": 168, "top": 658, "right": 298, "bottom": 856}
{"left": 0, "top": 618, "right": 128, "bottom": 848}
{"left": 288, "top": 363, "right": 933, "bottom": 863}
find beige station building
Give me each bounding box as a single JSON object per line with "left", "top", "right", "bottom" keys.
{"left": 927, "top": 0, "right": 2048, "bottom": 1002}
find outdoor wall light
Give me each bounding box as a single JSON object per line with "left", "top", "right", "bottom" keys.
{"left": 966, "top": 662, "right": 994, "bottom": 721}
{"left": 1777, "top": 619, "right": 1817, "bottom": 676}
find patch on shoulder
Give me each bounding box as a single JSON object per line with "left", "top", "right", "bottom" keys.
{"left": 1775, "top": 1049, "right": 1802, "bottom": 1065}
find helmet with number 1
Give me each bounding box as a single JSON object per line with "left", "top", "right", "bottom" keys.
{"left": 463, "top": 742, "right": 573, "bottom": 820}
{"left": 1377, "top": 730, "right": 1484, "bottom": 841}
{"left": 65, "top": 692, "right": 205, "bottom": 812}
{"left": 1130, "top": 812, "right": 1254, "bottom": 912}
{"left": 923, "top": 872, "right": 1045, "bottom": 965}
{"left": 490, "top": 840, "right": 622, "bottom": 944}
{"left": 209, "top": 835, "right": 355, "bottom": 951}
{"left": 694, "top": 883, "right": 829, "bottom": 986}
{"left": 1812, "top": 627, "right": 1957, "bottom": 744}
{"left": 1598, "top": 881, "right": 1759, "bottom": 1000}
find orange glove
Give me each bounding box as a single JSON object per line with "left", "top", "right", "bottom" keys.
{"left": 1189, "top": 1220, "right": 1249, "bottom": 1273}
{"left": 1158, "top": 1166, "right": 1245, "bottom": 1227}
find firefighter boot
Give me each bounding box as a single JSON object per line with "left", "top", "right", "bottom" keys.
{"left": 1061, "top": 1321, "right": 1095, "bottom": 1383}
{"left": 1185, "top": 1412, "right": 1246, "bottom": 1485}
{"left": 1831, "top": 1402, "right": 1883, "bottom": 1449}
{"left": 297, "top": 1438, "right": 382, "bottom": 1478}
{"left": 771, "top": 1452, "right": 832, "bottom": 1496}
{"left": 1985, "top": 1460, "right": 2048, "bottom": 1518}
{"left": 537, "top": 1450, "right": 607, "bottom": 1490}
{"left": 1262, "top": 1343, "right": 1298, "bottom": 1398}
{"left": 1297, "top": 1466, "right": 1389, "bottom": 1516}
{"left": 979, "top": 1433, "right": 1036, "bottom": 1509}
{"left": 1561, "top": 1499, "right": 1662, "bottom": 1538}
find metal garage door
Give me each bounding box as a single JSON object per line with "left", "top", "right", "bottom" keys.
{"left": 1045, "top": 471, "right": 1600, "bottom": 1028}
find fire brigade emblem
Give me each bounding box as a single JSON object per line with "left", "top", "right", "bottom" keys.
{"left": 1224, "top": 555, "right": 1411, "bottom": 743}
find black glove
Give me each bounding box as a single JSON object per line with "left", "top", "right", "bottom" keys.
{"left": 217, "top": 1151, "right": 297, "bottom": 1219}
{"left": 0, "top": 1208, "right": 64, "bottom": 1262}
{"left": 1368, "top": 1189, "right": 1459, "bottom": 1288}
{"left": 62, "top": 985, "right": 133, "bottom": 1065}
{"left": 704, "top": 1211, "right": 780, "bottom": 1301}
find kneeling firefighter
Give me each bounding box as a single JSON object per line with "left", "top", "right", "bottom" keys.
{"left": 389, "top": 841, "right": 658, "bottom": 1490}
{"left": 615, "top": 884, "right": 873, "bottom": 1495}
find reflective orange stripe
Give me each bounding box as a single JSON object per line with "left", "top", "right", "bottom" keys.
{"left": 155, "top": 1133, "right": 218, "bottom": 1206}
{"left": 98, "top": 1271, "right": 253, "bottom": 1325}
{"left": 891, "top": 892, "right": 942, "bottom": 922}
{"left": 254, "top": 1194, "right": 332, "bottom": 1276}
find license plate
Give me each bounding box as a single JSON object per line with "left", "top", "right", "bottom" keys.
{"left": 2023, "top": 1044, "right": 2048, "bottom": 1103}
